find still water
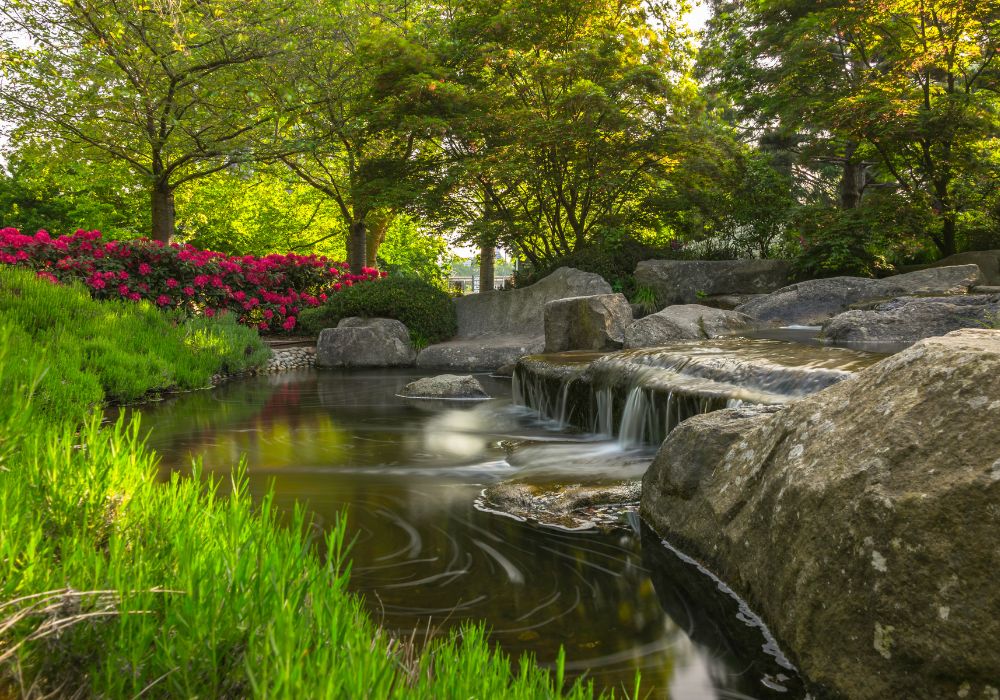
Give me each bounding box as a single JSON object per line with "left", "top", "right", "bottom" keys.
{"left": 124, "top": 369, "right": 802, "bottom": 699}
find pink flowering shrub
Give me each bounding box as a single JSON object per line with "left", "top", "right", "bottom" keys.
{"left": 0, "top": 228, "right": 386, "bottom": 332}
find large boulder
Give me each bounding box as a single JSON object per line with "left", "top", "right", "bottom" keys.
{"left": 901, "top": 250, "right": 1000, "bottom": 286}
{"left": 824, "top": 294, "right": 1000, "bottom": 348}
{"left": 641, "top": 329, "right": 1000, "bottom": 699}
{"left": 543, "top": 293, "right": 632, "bottom": 352}
{"left": 398, "top": 374, "right": 489, "bottom": 399}
{"left": 418, "top": 267, "right": 611, "bottom": 370}
{"left": 634, "top": 259, "right": 791, "bottom": 305}
{"left": 624, "top": 304, "right": 753, "bottom": 349}
{"left": 454, "top": 267, "right": 612, "bottom": 338}
{"left": 315, "top": 317, "right": 416, "bottom": 368}
{"left": 736, "top": 265, "right": 983, "bottom": 325}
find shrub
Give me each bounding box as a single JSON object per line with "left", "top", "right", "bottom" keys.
{"left": 0, "top": 266, "right": 269, "bottom": 419}
{"left": 298, "top": 275, "right": 457, "bottom": 343}
{"left": 0, "top": 228, "right": 383, "bottom": 332}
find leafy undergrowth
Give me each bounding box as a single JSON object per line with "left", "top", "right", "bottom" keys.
{"left": 0, "top": 266, "right": 270, "bottom": 421}
{"left": 0, "top": 278, "right": 617, "bottom": 698}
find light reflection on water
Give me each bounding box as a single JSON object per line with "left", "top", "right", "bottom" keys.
{"left": 120, "top": 369, "right": 803, "bottom": 699}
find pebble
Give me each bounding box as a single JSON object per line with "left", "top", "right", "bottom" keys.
{"left": 212, "top": 347, "right": 316, "bottom": 384}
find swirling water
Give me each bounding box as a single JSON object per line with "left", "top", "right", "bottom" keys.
{"left": 121, "top": 368, "right": 803, "bottom": 699}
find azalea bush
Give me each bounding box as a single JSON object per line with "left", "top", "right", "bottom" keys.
{"left": 0, "top": 228, "right": 384, "bottom": 332}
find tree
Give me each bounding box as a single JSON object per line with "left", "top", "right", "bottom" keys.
{"left": 702, "top": 0, "right": 1000, "bottom": 258}
{"left": 426, "top": 0, "right": 697, "bottom": 267}
{"left": 276, "top": 0, "right": 455, "bottom": 272}
{"left": 0, "top": 0, "right": 307, "bottom": 241}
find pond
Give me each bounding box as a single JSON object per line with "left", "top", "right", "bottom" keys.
{"left": 122, "top": 368, "right": 803, "bottom": 699}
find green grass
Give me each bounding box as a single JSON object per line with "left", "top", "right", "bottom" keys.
{"left": 0, "top": 267, "right": 270, "bottom": 420}
{"left": 0, "top": 272, "right": 618, "bottom": 698}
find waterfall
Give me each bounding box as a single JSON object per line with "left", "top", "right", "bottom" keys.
{"left": 513, "top": 338, "right": 880, "bottom": 446}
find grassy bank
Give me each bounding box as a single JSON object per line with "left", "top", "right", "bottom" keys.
{"left": 0, "top": 270, "right": 606, "bottom": 698}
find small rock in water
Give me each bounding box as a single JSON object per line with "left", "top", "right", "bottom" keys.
{"left": 399, "top": 374, "right": 490, "bottom": 399}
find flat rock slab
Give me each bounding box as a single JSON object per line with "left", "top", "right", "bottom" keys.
{"left": 736, "top": 264, "right": 983, "bottom": 325}
{"left": 824, "top": 294, "right": 1000, "bottom": 348}
{"left": 634, "top": 259, "right": 791, "bottom": 305}
{"left": 641, "top": 328, "right": 1000, "bottom": 699}
{"left": 543, "top": 293, "right": 632, "bottom": 352}
{"left": 315, "top": 317, "right": 416, "bottom": 368}
{"left": 454, "top": 267, "right": 611, "bottom": 338}
{"left": 624, "top": 304, "right": 753, "bottom": 348}
{"left": 416, "top": 336, "right": 544, "bottom": 371}
{"left": 398, "top": 374, "right": 489, "bottom": 399}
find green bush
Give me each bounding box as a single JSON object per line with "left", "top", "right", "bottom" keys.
{"left": 0, "top": 267, "right": 270, "bottom": 419}
{"left": 298, "top": 275, "right": 457, "bottom": 343}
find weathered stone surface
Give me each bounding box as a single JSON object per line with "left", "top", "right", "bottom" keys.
{"left": 315, "top": 317, "right": 416, "bottom": 368}
{"left": 641, "top": 329, "right": 1000, "bottom": 699}
{"left": 398, "top": 374, "right": 489, "bottom": 399}
{"left": 417, "top": 268, "right": 611, "bottom": 370}
{"left": 824, "top": 294, "right": 1000, "bottom": 348}
{"left": 634, "top": 259, "right": 791, "bottom": 305}
{"left": 416, "top": 336, "right": 544, "bottom": 371}
{"left": 901, "top": 250, "right": 1000, "bottom": 286}
{"left": 481, "top": 480, "right": 641, "bottom": 531}
{"left": 543, "top": 293, "right": 632, "bottom": 352}
{"left": 643, "top": 405, "right": 782, "bottom": 499}
{"left": 624, "top": 304, "right": 753, "bottom": 349}
{"left": 698, "top": 293, "right": 766, "bottom": 310}
{"left": 454, "top": 267, "right": 612, "bottom": 337}
{"left": 736, "top": 265, "right": 983, "bottom": 325}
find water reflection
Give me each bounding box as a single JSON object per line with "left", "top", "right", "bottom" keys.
{"left": 121, "top": 369, "right": 803, "bottom": 698}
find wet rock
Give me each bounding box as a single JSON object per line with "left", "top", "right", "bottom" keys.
{"left": 418, "top": 268, "right": 611, "bottom": 371}
{"left": 635, "top": 259, "right": 790, "bottom": 306}
{"left": 736, "top": 265, "right": 983, "bottom": 325}
{"left": 543, "top": 293, "right": 632, "bottom": 352}
{"left": 824, "top": 294, "right": 1000, "bottom": 348}
{"left": 480, "top": 480, "right": 641, "bottom": 531}
{"left": 399, "top": 374, "right": 489, "bottom": 399}
{"left": 641, "top": 329, "right": 1000, "bottom": 699}
{"left": 315, "top": 317, "right": 416, "bottom": 368}
{"left": 624, "top": 304, "right": 753, "bottom": 349}
{"left": 493, "top": 363, "right": 517, "bottom": 378}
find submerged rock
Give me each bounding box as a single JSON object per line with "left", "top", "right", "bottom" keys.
{"left": 399, "top": 374, "right": 489, "bottom": 399}
{"left": 624, "top": 304, "right": 753, "bottom": 348}
{"left": 736, "top": 264, "right": 983, "bottom": 325}
{"left": 641, "top": 328, "right": 1000, "bottom": 699}
{"left": 315, "top": 317, "right": 416, "bottom": 368}
{"left": 824, "top": 294, "right": 1000, "bottom": 348}
{"left": 480, "top": 480, "right": 641, "bottom": 531}
{"left": 543, "top": 293, "right": 633, "bottom": 352}
{"left": 634, "top": 259, "right": 790, "bottom": 305}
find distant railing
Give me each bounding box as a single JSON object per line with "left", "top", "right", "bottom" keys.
{"left": 448, "top": 276, "right": 513, "bottom": 294}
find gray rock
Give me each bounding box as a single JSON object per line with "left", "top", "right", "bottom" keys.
{"left": 418, "top": 268, "right": 611, "bottom": 371}
{"left": 624, "top": 304, "right": 753, "bottom": 349}
{"left": 900, "top": 250, "right": 1000, "bottom": 286}
{"left": 416, "top": 336, "right": 544, "bottom": 371}
{"left": 543, "top": 293, "right": 632, "bottom": 353}
{"left": 634, "top": 259, "right": 790, "bottom": 305}
{"left": 641, "top": 329, "right": 1000, "bottom": 699}
{"left": 697, "top": 293, "right": 766, "bottom": 310}
{"left": 315, "top": 317, "right": 416, "bottom": 368}
{"left": 481, "top": 481, "right": 641, "bottom": 531}
{"left": 454, "top": 267, "right": 612, "bottom": 338}
{"left": 399, "top": 374, "right": 489, "bottom": 399}
{"left": 736, "top": 265, "right": 983, "bottom": 325}
{"left": 824, "top": 294, "right": 1000, "bottom": 347}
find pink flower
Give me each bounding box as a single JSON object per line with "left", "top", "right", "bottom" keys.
{"left": 182, "top": 286, "right": 195, "bottom": 297}
{"left": 166, "top": 278, "right": 179, "bottom": 288}
{"left": 138, "top": 262, "right": 152, "bottom": 275}
{"left": 204, "top": 308, "right": 216, "bottom": 318}
{"left": 156, "top": 294, "right": 170, "bottom": 306}
{"left": 282, "top": 316, "right": 296, "bottom": 331}
{"left": 118, "top": 284, "right": 130, "bottom": 295}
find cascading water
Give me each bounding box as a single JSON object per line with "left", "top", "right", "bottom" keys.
{"left": 513, "top": 338, "right": 882, "bottom": 446}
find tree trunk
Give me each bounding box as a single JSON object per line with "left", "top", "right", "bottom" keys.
{"left": 940, "top": 214, "right": 957, "bottom": 258}
{"left": 151, "top": 183, "right": 175, "bottom": 243}
{"left": 348, "top": 219, "right": 367, "bottom": 274}
{"left": 479, "top": 243, "right": 495, "bottom": 293}
{"left": 366, "top": 211, "right": 394, "bottom": 264}
{"left": 839, "top": 144, "right": 865, "bottom": 210}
